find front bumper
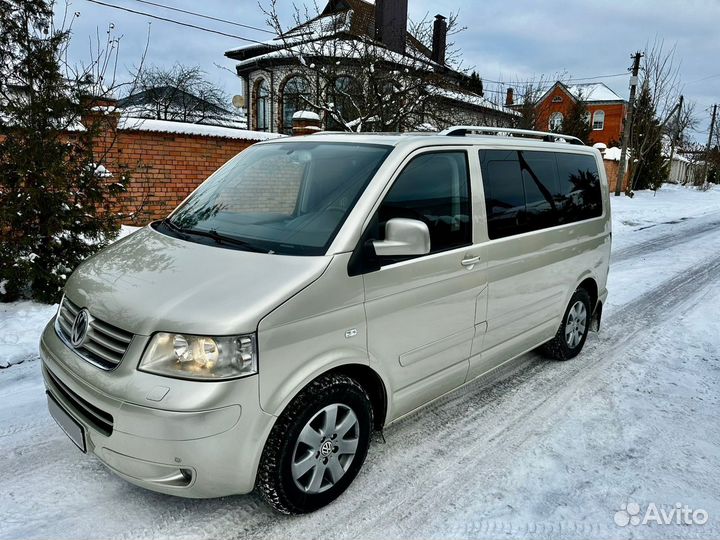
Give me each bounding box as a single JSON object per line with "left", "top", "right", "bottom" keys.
{"left": 40, "top": 319, "right": 276, "bottom": 498}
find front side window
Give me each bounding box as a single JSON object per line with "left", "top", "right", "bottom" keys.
{"left": 164, "top": 142, "right": 392, "bottom": 255}
{"left": 592, "top": 110, "right": 605, "bottom": 130}
{"left": 374, "top": 151, "right": 471, "bottom": 259}
{"left": 281, "top": 76, "right": 311, "bottom": 134}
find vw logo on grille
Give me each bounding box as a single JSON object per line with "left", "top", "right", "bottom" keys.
{"left": 70, "top": 308, "right": 91, "bottom": 348}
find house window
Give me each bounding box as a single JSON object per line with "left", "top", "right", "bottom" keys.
{"left": 583, "top": 112, "right": 591, "bottom": 126}
{"left": 327, "top": 76, "right": 361, "bottom": 130}
{"left": 254, "top": 79, "right": 270, "bottom": 132}
{"left": 592, "top": 110, "right": 605, "bottom": 130}
{"left": 549, "top": 112, "right": 563, "bottom": 131}
{"left": 552, "top": 96, "right": 563, "bottom": 103}
{"left": 281, "top": 76, "right": 311, "bottom": 134}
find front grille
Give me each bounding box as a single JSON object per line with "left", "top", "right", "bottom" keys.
{"left": 55, "top": 297, "right": 134, "bottom": 370}
{"left": 45, "top": 366, "right": 114, "bottom": 436}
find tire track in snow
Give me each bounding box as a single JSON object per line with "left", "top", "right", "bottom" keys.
{"left": 612, "top": 211, "right": 720, "bottom": 264}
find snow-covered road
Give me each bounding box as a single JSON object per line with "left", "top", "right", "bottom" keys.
{"left": 2, "top": 187, "right": 720, "bottom": 539}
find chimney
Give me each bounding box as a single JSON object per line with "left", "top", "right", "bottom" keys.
{"left": 375, "top": 0, "right": 408, "bottom": 54}
{"left": 505, "top": 87, "right": 514, "bottom": 106}
{"left": 431, "top": 14, "right": 447, "bottom": 65}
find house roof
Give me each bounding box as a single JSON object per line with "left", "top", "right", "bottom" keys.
{"left": 225, "top": 0, "right": 431, "bottom": 63}
{"left": 537, "top": 81, "right": 626, "bottom": 106}
{"left": 566, "top": 82, "right": 625, "bottom": 103}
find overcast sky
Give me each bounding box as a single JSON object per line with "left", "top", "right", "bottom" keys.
{"left": 58, "top": 0, "right": 720, "bottom": 140}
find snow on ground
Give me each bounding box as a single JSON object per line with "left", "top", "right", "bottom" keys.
{"left": 0, "top": 302, "right": 57, "bottom": 369}
{"left": 1, "top": 186, "right": 720, "bottom": 539}
{"left": 611, "top": 183, "right": 720, "bottom": 251}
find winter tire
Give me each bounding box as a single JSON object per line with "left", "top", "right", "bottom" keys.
{"left": 541, "top": 288, "right": 592, "bottom": 361}
{"left": 256, "top": 373, "right": 373, "bottom": 514}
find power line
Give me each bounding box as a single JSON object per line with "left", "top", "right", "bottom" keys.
{"left": 84, "top": 0, "right": 269, "bottom": 44}
{"left": 686, "top": 73, "right": 720, "bottom": 85}
{"left": 127, "top": 0, "right": 274, "bottom": 35}
{"left": 483, "top": 72, "right": 628, "bottom": 86}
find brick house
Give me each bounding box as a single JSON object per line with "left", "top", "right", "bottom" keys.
{"left": 224, "top": 0, "right": 516, "bottom": 134}
{"left": 532, "top": 81, "right": 627, "bottom": 145}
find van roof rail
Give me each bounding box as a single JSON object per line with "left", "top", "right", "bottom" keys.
{"left": 439, "top": 125, "right": 586, "bottom": 146}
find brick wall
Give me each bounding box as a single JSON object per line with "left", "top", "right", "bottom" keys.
{"left": 603, "top": 159, "right": 630, "bottom": 193}
{"left": 109, "top": 130, "right": 253, "bottom": 223}
{"left": 82, "top": 112, "right": 276, "bottom": 224}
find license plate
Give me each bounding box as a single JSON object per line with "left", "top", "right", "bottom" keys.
{"left": 47, "top": 392, "right": 87, "bottom": 453}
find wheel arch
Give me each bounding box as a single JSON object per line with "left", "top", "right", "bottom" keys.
{"left": 264, "top": 360, "right": 389, "bottom": 432}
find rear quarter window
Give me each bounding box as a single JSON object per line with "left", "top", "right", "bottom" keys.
{"left": 479, "top": 149, "right": 603, "bottom": 239}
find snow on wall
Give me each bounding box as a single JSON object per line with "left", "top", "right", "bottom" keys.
{"left": 117, "top": 117, "right": 285, "bottom": 141}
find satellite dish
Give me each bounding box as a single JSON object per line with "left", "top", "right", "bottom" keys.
{"left": 232, "top": 95, "right": 245, "bottom": 108}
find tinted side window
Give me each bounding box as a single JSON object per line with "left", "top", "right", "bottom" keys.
{"left": 519, "top": 151, "right": 561, "bottom": 232}
{"left": 480, "top": 149, "right": 603, "bottom": 240}
{"left": 479, "top": 150, "right": 525, "bottom": 239}
{"left": 377, "top": 151, "right": 471, "bottom": 256}
{"left": 556, "top": 153, "right": 602, "bottom": 222}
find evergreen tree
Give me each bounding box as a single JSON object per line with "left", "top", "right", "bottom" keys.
{"left": 630, "top": 84, "right": 667, "bottom": 191}
{"left": 561, "top": 92, "right": 592, "bottom": 144}
{"left": 0, "top": 0, "right": 124, "bottom": 303}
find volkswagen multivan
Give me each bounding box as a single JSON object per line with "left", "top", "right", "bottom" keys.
{"left": 41, "top": 126, "right": 610, "bottom": 513}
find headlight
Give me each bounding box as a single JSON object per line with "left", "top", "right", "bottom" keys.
{"left": 139, "top": 332, "right": 257, "bottom": 380}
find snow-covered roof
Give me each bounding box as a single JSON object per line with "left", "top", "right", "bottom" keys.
{"left": 117, "top": 117, "right": 284, "bottom": 141}
{"left": 292, "top": 111, "right": 321, "bottom": 121}
{"left": 232, "top": 37, "right": 436, "bottom": 73}
{"left": 566, "top": 82, "right": 625, "bottom": 103}
{"left": 603, "top": 146, "right": 623, "bottom": 161}
{"left": 435, "top": 87, "right": 520, "bottom": 115}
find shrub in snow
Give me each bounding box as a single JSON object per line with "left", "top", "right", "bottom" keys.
{"left": 0, "top": 0, "right": 129, "bottom": 303}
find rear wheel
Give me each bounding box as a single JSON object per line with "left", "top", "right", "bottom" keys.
{"left": 541, "top": 288, "right": 592, "bottom": 360}
{"left": 256, "top": 373, "right": 373, "bottom": 514}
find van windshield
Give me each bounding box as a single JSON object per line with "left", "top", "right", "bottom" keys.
{"left": 162, "top": 142, "right": 393, "bottom": 255}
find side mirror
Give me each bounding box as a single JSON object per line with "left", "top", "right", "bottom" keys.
{"left": 372, "top": 218, "right": 430, "bottom": 257}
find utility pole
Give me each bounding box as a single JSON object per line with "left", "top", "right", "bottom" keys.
{"left": 615, "top": 52, "right": 643, "bottom": 196}
{"left": 704, "top": 103, "right": 718, "bottom": 184}
{"left": 666, "top": 94, "right": 684, "bottom": 183}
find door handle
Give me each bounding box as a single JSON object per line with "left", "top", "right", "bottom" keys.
{"left": 461, "top": 256, "right": 481, "bottom": 267}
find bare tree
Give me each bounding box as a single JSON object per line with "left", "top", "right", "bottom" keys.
{"left": 259, "top": 0, "right": 495, "bottom": 132}
{"left": 408, "top": 11, "right": 467, "bottom": 71}
{"left": 627, "top": 39, "right": 683, "bottom": 191}
{"left": 123, "top": 63, "right": 232, "bottom": 124}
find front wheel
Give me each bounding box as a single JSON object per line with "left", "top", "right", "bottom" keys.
{"left": 541, "top": 288, "right": 592, "bottom": 360}
{"left": 256, "top": 373, "right": 373, "bottom": 514}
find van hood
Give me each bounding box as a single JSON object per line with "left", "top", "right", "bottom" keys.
{"left": 65, "top": 226, "right": 332, "bottom": 336}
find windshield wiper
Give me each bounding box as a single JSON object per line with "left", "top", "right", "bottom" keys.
{"left": 161, "top": 218, "right": 191, "bottom": 240}
{"left": 181, "top": 225, "right": 268, "bottom": 253}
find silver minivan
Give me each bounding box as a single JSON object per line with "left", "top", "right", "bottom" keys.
{"left": 40, "top": 126, "right": 610, "bottom": 513}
